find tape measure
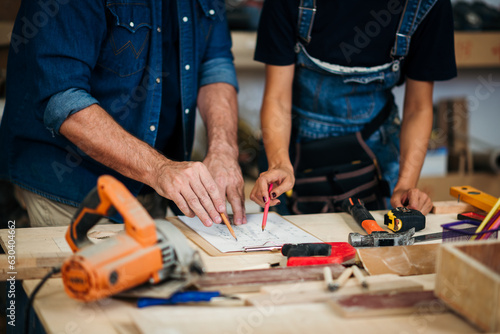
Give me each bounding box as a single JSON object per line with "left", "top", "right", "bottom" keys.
{"left": 384, "top": 207, "right": 426, "bottom": 233}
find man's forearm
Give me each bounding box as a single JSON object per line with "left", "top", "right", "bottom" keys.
{"left": 197, "top": 83, "right": 239, "bottom": 159}
{"left": 59, "top": 104, "right": 165, "bottom": 188}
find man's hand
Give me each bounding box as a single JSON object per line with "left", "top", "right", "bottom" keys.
{"left": 250, "top": 165, "right": 294, "bottom": 208}
{"left": 154, "top": 160, "right": 226, "bottom": 227}
{"left": 391, "top": 187, "right": 433, "bottom": 215}
{"left": 204, "top": 151, "right": 246, "bottom": 225}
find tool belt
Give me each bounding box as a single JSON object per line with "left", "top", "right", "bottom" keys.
{"left": 289, "top": 102, "right": 392, "bottom": 214}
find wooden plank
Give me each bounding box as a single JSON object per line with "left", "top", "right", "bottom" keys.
{"left": 0, "top": 254, "right": 65, "bottom": 280}
{"left": 454, "top": 32, "right": 500, "bottom": 68}
{"left": 329, "top": 290, "right": 447, "bottom": 318}
{"left": 196, "top": 264, "right": 345, "bottom": 293}
{"left": 245, "top": 275, "right": 424, "bottom": 306}
{"left": 431, "top": 201, "right": 477, "bottom": 214}
{"left": 0, "top": 224, "right": 123, "bottom": 280}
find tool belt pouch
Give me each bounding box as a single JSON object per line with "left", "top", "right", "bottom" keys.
{"left": 290, "top": 132, "right": 390, "bottom": 214}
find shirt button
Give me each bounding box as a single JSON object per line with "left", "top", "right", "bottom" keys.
{"left": 157, "top": 27, "right": 161, "bottom": 33}
{"left": 150, "top": 125, "right": 156, "bottom": 132}
{"left": 184, "top": 109, "right": 190, "bottom": 115}
{"left": 156, "top": 78, "right": 161, "bottom": 84}
{"left": 183, "top": 16, "right": 189, "bottom": 23}
{"left": 129, "top": 22, "right": 135, "bottom": 28}
{"left": 185, "top": 64, "right": 190, "bottom": 71}
{"left": 209, "top": 9, "right": 215, "bottom": 15}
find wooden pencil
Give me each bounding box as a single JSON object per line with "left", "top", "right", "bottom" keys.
{"left": 220, "top": 212, "right": 238, "bottom": 241}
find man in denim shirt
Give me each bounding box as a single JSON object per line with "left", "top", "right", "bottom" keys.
{"left": 0, "top": 0, "right": 246, "bottom": 227}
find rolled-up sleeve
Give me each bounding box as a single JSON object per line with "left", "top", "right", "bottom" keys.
{"left": 25, "top": 1, "right": 106, "bottom": 134}
{"left": 199, "top": 57, "right": 238, "bottom": 91}
{"left": 44, "top": 88, "right": 100, "bottom": 134}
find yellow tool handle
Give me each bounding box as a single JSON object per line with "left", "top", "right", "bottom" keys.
{"left": 449, "top": 186, "right": 497, "bottom": 212}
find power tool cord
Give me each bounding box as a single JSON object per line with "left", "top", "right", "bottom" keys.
{"left": 24, "top": 266, "right": 61, "bottom": 334}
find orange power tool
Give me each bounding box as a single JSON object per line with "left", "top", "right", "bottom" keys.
{"left": 62, "top": 175, "right": 204, "bottom": 302}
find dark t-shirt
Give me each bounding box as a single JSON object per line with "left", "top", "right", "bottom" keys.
{"left": 155, "top": 0, "right": 182, "bottom": 157}
{"left": 255, "top": 0, "right": 457, "bottom": 82}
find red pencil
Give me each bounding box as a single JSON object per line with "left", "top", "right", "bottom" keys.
{"left": 262, "top": 183, "right": 273, "bottom": 232}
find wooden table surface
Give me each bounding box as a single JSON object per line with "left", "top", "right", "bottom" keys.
{"left": 2, "top": 211, "right": 480, "bottom": 334}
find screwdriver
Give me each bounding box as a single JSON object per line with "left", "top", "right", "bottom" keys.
{"left": 137, "top": 291, "right": 223, "bottom": 308}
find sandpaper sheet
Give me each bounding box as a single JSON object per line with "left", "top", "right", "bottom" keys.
{"left": 357, "top": 243, "right": 440, "bottom": 276}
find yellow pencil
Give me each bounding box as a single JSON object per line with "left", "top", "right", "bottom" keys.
{"left": 220, "top": 213, "right": 238, "bottom": 241}
{"left": 472, "top": 197, "right": 500, "bottom": 240}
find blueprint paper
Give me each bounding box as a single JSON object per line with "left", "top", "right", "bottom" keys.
{"left": 178, "top": 213, "right": 321, "bottom": 253}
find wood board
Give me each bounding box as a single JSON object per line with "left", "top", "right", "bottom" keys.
{"left": 435, "top": 240, "right": 500, "bottom": 333}
{"left": 431, "top": 201, "right": 477, "bottom": 214}
{"left": 196, "top": 263, "right": 345, "bottom": 294}
{"left": 0, "top": 224, "right": 123, "bottom": 280}
{"left": 245, "top": 274, "right": 424, "bottom": 306}
{"left": 328, "top": 290, "right": 447, "bottom": 318}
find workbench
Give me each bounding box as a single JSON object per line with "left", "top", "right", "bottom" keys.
{"left": 1, "top": 211, "right": 480, "bottom": 334}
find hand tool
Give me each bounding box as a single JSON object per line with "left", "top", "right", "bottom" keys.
{"left": 384, "top": 207, "right": 425, "bottom": 233}
{"left": 280, "top": 242, "right": 356, "bottom": 266}
{"left": 342, "top": 198, "right": 415, "bottom": 247}
{"left": 243, "top": 244, "right": 283, "bottom": 252}
{"left": 457, "top": 212, "right": 485, "bottom": 222}
{"left": 450, "top": 186, "right": 497, "bottom": 212}
{"left": 262, "top": 183, "right": 273, "bottom": 231}
{"left": 137, "top": 291, "right": 224, "bottom": 308}
{"left": 62, "top": 175, "right": 204, "bottom": 302}
{"left": 220, "top": 212, "right": 238, "bottom": 241}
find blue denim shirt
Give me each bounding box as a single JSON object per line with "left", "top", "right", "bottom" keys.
{"left": 0, "top": 0, "right": 238, "bottom": 206}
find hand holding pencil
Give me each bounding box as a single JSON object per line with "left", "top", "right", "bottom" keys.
{"left": 249, "top": 166, "right": 295, "bottom": 215}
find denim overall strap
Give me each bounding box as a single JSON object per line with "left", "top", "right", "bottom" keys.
{"left": 297, "top": 0, "right": 317, "bottom": 44}
{"left": 391, "top": 0, "right": 439, "bottom": 58}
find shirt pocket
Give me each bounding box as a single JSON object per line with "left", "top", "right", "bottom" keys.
{"left": 97, "top": 2, "right": 152, "bottom": 77}
{"left": 196, "top": 0, "right": 216, "bottom": 42}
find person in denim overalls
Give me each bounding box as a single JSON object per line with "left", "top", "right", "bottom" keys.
{"left": 251, "top": 0, "right": 454, "bottom": 215}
